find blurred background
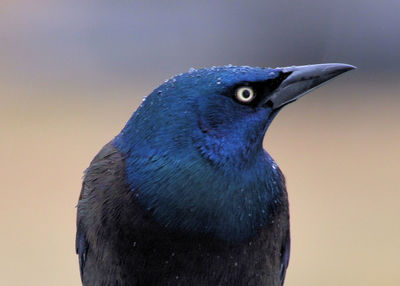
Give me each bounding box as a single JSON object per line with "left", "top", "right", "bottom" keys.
{"left": 1, "top": 1, "right": 399, "bottom": 285}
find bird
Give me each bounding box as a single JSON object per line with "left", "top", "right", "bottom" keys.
{"left": 76, "top": 63, "right": 354, "bottom": 286}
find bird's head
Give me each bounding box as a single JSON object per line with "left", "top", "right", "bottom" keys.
{"left": 117, "top": 64, "right": 354, "bottom": 167}
{"left": 114, "top": 63, "right": 354, "bottom": 241}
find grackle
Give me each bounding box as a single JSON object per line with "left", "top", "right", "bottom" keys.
{"left": 76, "top": 64, "right": 354, "bottom": 285}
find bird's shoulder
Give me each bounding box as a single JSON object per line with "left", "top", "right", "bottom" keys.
{"left": 76, "top": 142, "right": 137, "bottom": 283}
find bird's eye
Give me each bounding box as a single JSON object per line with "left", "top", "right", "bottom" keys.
{"left": 235, "top": 87, "right": 255, "bottom": 103}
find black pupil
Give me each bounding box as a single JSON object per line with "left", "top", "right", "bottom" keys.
{"left": 242, "top": 89, "right": 251, "bottom": 99}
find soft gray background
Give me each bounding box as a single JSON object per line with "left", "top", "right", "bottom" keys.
{"left": 1, "top": 1, "right": 399, "bottom": 285}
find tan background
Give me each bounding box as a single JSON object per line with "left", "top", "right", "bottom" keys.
{"left": 1, "top": 1, "right": 399, "bottom": 285}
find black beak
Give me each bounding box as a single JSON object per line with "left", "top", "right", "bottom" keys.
{"left": 268, "top": 63, "right": 356, "bottom": 109}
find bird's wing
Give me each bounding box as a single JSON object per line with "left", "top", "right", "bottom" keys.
{"left": 75, "top": 169, "right": 93, "bottom": 282}
{"left": 280, "top": 228, "right": 291, "bottom": 285}
{"left": 75, "top": 142, "right": 122, "bottom": 282}
{"left": 75, "top": 220, "right": 88, "bottom": 281}
{"left": 76, "top": 173, "right": 92, "bottom": 281}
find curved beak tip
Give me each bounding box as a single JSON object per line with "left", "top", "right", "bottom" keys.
{"left": 325, "top": 63, "right": 357, "bottom": 75}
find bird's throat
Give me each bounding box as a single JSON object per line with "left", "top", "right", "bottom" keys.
{"left": 115, "top": 139, "right": 285, "bottom": 242}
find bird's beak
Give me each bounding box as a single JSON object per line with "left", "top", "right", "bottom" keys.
{"left": 268, "top": 63, "right": 356, "bottom": 109}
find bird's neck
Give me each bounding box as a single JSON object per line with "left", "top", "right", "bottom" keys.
{"left": 113, "top": 134, "right": 285, "bottom": 242}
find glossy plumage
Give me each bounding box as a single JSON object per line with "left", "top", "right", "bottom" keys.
{"left": 76, "top": 64, "right": 354, "bottom": 285}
